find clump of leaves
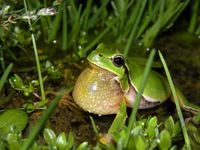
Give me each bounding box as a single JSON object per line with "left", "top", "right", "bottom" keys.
{"left": 9, "top": 74, "right": 41, "bottom": 113}
{"left": 107, "top": 115, "right": 182, "bottom": 150}
{"left": 44, "top": 61, "right": 62, "bottom": 80}
{"left": 0, "top": 109, "right": 28, "bottom": 138}
{"left": 9, "top": 74, "right": 39, "bottom": 97}
{"left": 42, "top": 128, "right": 74, "bottom": 150}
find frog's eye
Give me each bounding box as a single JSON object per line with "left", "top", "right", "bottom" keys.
{"left": 113, "top": 55, "right": 125, "bottom": 67}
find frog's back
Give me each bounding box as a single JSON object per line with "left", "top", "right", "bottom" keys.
{"left": 126, "top": 58, "right": 171, "bottom": 102}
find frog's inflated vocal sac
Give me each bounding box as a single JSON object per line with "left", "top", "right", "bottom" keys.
{"left": 72, "top": 44, "right": 200, "bottom": 115}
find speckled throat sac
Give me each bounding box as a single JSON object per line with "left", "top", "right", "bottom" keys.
{"left": 72, "top": 63, "right": 124, "bottom": 115}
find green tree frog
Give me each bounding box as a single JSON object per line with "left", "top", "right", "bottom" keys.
{"left": 72, "top": 44, "right": 200, "bottom": 115}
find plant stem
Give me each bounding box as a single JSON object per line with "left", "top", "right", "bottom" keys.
{"left": 188, "top": 0, "right": 199, "bottom": 33}
{"left": 0, "top": 63, "right": 13, "bottom": 91}
{"left": 124, "top": 0, "right": 147, "bottom": 56}
{"left": 62, "top": 1, "right": 68, "bottom": 50}
{"left": 21, "top": 94, "right": 63, "bottom": 150}
{"left": 123, "top": 49, "right": 156, "bottom": 148}
{"left": 23, "top": 0, "right": 46, "bottom": 103}
{"left": 158, "top": 51, "right": 191, "bottom": 150}
{"left": 48, "top": 5, "right": 62, "bottom": 42}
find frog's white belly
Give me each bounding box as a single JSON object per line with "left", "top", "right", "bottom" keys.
{"left": 125, "top": 85, "right": 161, "bottom": 109}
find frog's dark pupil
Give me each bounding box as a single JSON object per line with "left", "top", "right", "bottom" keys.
{"left": 113, "top": 55, "right": 124, "bottom": 67}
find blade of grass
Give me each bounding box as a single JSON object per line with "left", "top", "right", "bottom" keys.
{"left": 115, "top": 0, "right": 134, "bottom": 42}
{"left": 142, "top": 0, "right": 189, "bottom": 48}
{"left": 88, "top": 0, "right": 109, "bottom": 28}
{"left": 0, "top": 48, "right": 5, "bottom": 70}
{"left": 158, "top": 51, "right": 191, "bottom": 150}
{"left": 82, "top": 27, "right": 110, "bottom": 54}
{"left": 188, "top": 0, "right": 199, "bottom": 33}
{"left": 62, "top": 1, "right": 68, "bottom": 50}
{"left": 82, "top": 16, "right": 119, "bottom": 54}
{"left": 23, "top": 0, "right": 46, "bottom": 103}
{"left": 167, "top": 0, "right": 189, "bottom": 27}
{"left": 48, "top": 4, "right": 62, "bottom": 42}
{"left": 0, "top": 63, "right": 13, "bottom": 91}
{"left": 21, "top": 86, "right": 73, "bottom": 150}
{"left": 82, "top": 0, "right": 92, "bottom": 31}
{"left": 21, "top": 94, "right": 62, "bottom": 150}
{"left": 136, "top": 0, "right": 160, "bottom": 39}
{"left": 89, "top": 116, "right": 99, "bottom": 136}
{"left": 120, "top": 0, "right": 140, "bottom": 41}
{"left": 124, "top": 0, "right": 147, "bottom": 56}
{"left": 123, "top": 49, "right": 156, "bottom": 148}
{"left": 67, "top": 5, "right": 82, "bottom": 48}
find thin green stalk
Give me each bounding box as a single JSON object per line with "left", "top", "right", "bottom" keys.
{"left": 188, "top": 0, "right": 199, "bottom": 33}
{"left": 21, "top": 94, "right": 63, "bottom": 150}
{"left": 89, "top": 116, "right": 99, "bottom": 136}
{"left": 88, "top": 0, "right": 110, "bottom": 28}
{"left": 136, "top": 0, "right": 160, "bottom": 39}
{"left": 169, "top": 0, "right": 189, "bottom": 28}
{"left": 123, "top": 49, "right": 156, "bottom": 148}
{"left": 124, "top": 0, "right": 147, "bottom": 56}
{"left": 82, "top": 0, "right": 92, "bottom": 31}
{"left": 0, "top": 48, "right": 5, "bottom": 70}
{"left": 158, "top": 51, "right": 191, "bottom": 150}
{"left": 48, "top": 5, "right": 62, "bottom": 42}
{"left": 23, "top": 0, "right": 46, "bottom": 103}
{"left": 0, "top": 63, "right": 13, "bottom": 91}
{"left": 142, "top": 0, "right": 189, "bottom": 48}
{"left": 82, "top": 27, "right": 110, "bottom": 54}
{"left": 82, "top": 16, "right": 119, "bottom": 54}
{"left": 195, "top": 26, "right": 200, "bottom": 35}
{"left": 67, "top": 5, "right": 82, "bottom": 48}
{"left": 62, "top": 1, "right": 68, "bottom": 50}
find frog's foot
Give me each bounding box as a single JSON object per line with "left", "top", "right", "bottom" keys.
{"left": 59, "top": 93, "right": 82, "bottom": 112}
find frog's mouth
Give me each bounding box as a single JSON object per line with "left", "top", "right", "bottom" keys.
{"left": 88, "top": 62, "right": 106, "bottom": 71}
{"left": 88, "top": 62, "right": 118, "bottom": 77}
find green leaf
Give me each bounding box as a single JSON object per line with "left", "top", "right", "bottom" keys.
{"left": 9, "top": 74, "right": 24, "bottom": 91}
{"left": 56, "top": 132, "right": 67, "bottom": 150}
{"left": 43, "top": 128, "right": 57, "bottom": 149}
{"left": 148, "top": 116, "right": 157, "bottom": 128}
{"left": 164, "top": 116, "right": 174, "bottom": 135}
{"left": 66, "top": 132, "right": 74, "bottom": 149}
{"left": 0, "top": 139, "right": 6, "bottom": 150}
{"left": 158, "top": 130, "right": 171, "bottom": 150}
{"left": 146, "top": 116, "right": 158, "bottom": 138}
{"left": 0, "top": 63, "right": 13, "bottom": 91}
{"left": 169, "top": 145, "right": 178, "bottom": 150}
{"left": 135, "top": 135, "right": 147, "bottom": 150}
{"left": 173, "top": 122, "right": 181, "bottom": 137}
{"left": 76, "top": 141, "right": 88, "bottom": 150}
{"left": 6, "top": 132, "right": 21, "bottom": 150}
{"left": 0, "top": 109, "right": 28, "bottom": 138}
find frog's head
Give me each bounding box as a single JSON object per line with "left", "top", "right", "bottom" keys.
{"left": 87, "top": 44, "right": 126, "bottom": 78}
